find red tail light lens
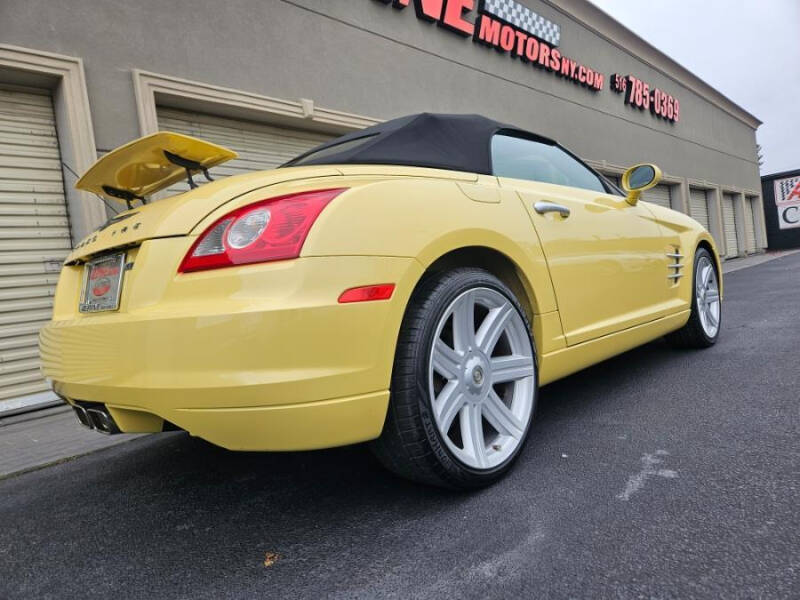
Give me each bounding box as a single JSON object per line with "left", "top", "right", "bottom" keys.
{"left": 178, "top": 188, "right": 346, "bottom": 273}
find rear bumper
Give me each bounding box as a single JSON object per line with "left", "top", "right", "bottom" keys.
{"left": 66, "top": 391, "right": 390, "bottom": 451}
{"left": 40, "top": 249, "right": 422, "bottom": 450}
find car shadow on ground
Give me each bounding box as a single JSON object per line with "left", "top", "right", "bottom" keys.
{"left": 118, "top": 336, "right": 681, "bottom": 497}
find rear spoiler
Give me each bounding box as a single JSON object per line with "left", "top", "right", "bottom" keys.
{"left": 76, "top": 132, "right": 237, "bottom": 206}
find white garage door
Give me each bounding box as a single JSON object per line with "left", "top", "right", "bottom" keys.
{"left": 156, "top": 108, "right": 335, "bottom": 195}
{"left": 721, "top": 193, "right": 739, "bottom": 257}
{"left": 0, "top": 88, "right": 71, "bottom": 406}
{"left": 645, "top": 184, "right": 672, "bottom": 209}
{"left": 744, "top": 196, "right": 757, "bottom": 253}
{"left": 689, "top": 188, "right": 709, "bottom": 230}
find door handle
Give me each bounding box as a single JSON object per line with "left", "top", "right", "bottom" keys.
{"left": 534, "top": 201, "right": 570, "bottom": 218}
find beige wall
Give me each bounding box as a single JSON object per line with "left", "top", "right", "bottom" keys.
{"left": 0, "top": 0, "right": 764, "bottom": 251}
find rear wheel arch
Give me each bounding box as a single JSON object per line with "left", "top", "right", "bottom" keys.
{"left": 419, "top": 246, "right": 539, "bottom": 328}
{"left": 379, "top": 245, "right": 540, "bottom": 424}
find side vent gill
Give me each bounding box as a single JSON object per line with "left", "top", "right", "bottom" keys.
{"left": 667, "top": 247, "right": 684, "bottom": 283}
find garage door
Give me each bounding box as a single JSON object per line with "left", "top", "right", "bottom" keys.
{"left": 744, "top": 196, "right": 757, "bottom": 253}
{"left": 156, "top": 108, "right": 335, "bottom": 194}
{"left": 0, "top": 88, "right": 71, "bottom": 405}
{"left": 689, "top": 188, "right": 709, "bottom": 230}
{"left": 721, "top": 193, "right": 739, "bottom": 257}
{"left": 645, "top": 184, "right": 672, "bottom": 209}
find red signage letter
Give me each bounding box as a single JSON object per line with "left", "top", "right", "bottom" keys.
{"left": 549, "top": 48, "right": 561, "bottom": 72}
{"left": 525, "top": 37, "right": 539, "bottom": 62}
{"left": 537, "top": 43, "right": 551, "bottom": 69}
{"left": 390, "top": 0, "right": 444, "bottom": 21}
{"left": 788, "top": 182, "right": 800, "bottom": 202}
{"left": 499, "top": 24, "right": 515, "bottom": 52}
{"left": 476, "top": 14, "right": 501, "bottom": 46}
{"left": 441, "top": 0, "right": 475, "bottom": 36}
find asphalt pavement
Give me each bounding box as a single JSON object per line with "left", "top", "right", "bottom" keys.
{"left": 2, "top": 253, "right": 799, "bottom": 599}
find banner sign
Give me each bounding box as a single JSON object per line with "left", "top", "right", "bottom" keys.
{"left": 774, "top": 175, "right": 800, "bottom": 229}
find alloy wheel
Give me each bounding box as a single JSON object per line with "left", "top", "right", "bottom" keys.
{"left": 428, "top": 287, "right": 535, "bottom": 470}
{"left": 696, "top": 255, "right": 721, "bottom": 338}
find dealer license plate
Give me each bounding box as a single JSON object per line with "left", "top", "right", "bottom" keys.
{"left": 79, "top": 253, "right": 126, "bottom": 313}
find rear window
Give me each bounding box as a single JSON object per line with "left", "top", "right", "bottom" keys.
{"left": 285, "top": 134, "right": 377, "bottom": 167}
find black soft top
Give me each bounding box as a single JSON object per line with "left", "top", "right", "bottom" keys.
{"left": 282, "top": 112, "right": 556, "bottom": 175}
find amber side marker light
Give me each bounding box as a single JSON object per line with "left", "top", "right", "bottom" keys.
{"left": 338, "top": 284, "right": 396, "bottom": 303}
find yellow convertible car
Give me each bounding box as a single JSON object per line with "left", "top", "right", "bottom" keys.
{"left": 39, "top": 113, "right": 722, "bottom": 488}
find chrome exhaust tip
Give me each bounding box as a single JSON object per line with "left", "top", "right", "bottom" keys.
{"left": 72, "top": 405, "right": 93, "bottom": 429}
{"left": 85, "top": 407, "right": 121, "bottom": 435}
{"left": 71, "top": 402, "right": 121, "bottom": 435}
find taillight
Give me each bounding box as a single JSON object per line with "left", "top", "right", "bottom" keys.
{"left": 178, "top": 188, "right": 346, "bottom": 273}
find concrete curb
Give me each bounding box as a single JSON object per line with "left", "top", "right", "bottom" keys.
{"left": 723, "top": 249, "right": 800, "bottom": 274}
{"left": 0, "top": 406, "right": 147, "bottom": 480}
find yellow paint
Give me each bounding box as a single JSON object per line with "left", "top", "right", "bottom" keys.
{"left": 456, "top": 175, "right": 502, "bottom": 203}
{"left": 41, "top": 143, "right": 720, "bottom": 451}
{"left": 505, "top": 176, "right": 682, "bottom": 345}
{"left": 539, "top": 310, "right": 690, "bottom": 385}
{"left": 106, "top": 405, "right": 164, "bottom": 433}
{"left": 621, "top": 163, "right": 663, "bottom": 205}
{"left": 532, "top": 311, "right": 566, "bottom": 355}
{"left": 644, "top": 202, "right": 724, "bottom": 300}
{"left": 76, "top": 132, "right": 237, "bottom": 201}
{"left": 169, "top": 391, "right": 389, "bottom": 451}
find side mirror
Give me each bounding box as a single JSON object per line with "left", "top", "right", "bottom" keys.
{"left": 621, "top": 163, "right": 662, "bottom": 205}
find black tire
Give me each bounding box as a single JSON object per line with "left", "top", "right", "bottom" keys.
{"left": 665, "top": 247, "right": 720, "bottom": 349}
{"left": 370, "top": 267, "right": 537, "bottom": 489}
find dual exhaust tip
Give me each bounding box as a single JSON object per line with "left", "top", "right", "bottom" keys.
{"left": 72, "top": 403, "right": 121, "bottom": 434}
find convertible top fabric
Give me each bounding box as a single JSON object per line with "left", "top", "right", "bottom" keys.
{"left": 282, "top": 113, "right": 555, "bottom": 175}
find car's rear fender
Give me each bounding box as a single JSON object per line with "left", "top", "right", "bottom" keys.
{"left": 300, "top": 178, "right": 555, "bottom": 305}
{"left": 298, "top": 177, "right": 563, "bottom": 356}
{"left": 183, "top": 172, "right": 564, "bottom": 366}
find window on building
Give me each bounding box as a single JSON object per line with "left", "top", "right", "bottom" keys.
{"left": 491, "top": 134, "right": 606, "bottom": 193}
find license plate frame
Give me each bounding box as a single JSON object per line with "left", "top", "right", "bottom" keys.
{"left": 79, "top": 252, "right": 126, "bottom": 313}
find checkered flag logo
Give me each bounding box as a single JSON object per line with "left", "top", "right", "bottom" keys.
{"left": 481, "top": 0, "right": 561, "bottom": 46}
{"left": 776, "top": 176, "right": 800, "bottom": 204}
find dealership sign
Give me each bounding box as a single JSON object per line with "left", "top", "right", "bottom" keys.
{"left": 774, "top": 175, "right": 800, "bottom": 229}
{"left": 376, "top": 0, "right": 604, "bottom": 91}
{"left": 610, "top": 73, "right": 680, "bottom": 123}
{"left": 374, "top": 0, "right": 681, "bottom": 120}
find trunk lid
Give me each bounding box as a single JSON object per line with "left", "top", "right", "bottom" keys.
{"left": 67, "top": 165, "right": 342, "bottom": 263}
{"left": 68, "top": 129, "right": 479, "bottom": 263}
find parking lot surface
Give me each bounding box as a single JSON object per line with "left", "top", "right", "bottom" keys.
{"left": 2, "top": 253, "right": 799, "bottom": 599}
